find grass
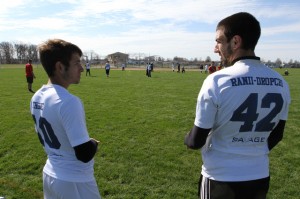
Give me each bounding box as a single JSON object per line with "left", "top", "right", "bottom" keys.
{"left": 0, "top": 65, "right": 299, "bottom": 199}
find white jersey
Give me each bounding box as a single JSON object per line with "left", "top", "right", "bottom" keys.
{"left": 194, "top": 58, "right": 290, "bottom": 181}
{"left": 86, "top": 63, "right": 90, "bottom": 69}
{"left": 30, "top": 84, "right": 95, "bottom": 182}
{"left": 147, "top": 64, "right": 151, "bottom": 70}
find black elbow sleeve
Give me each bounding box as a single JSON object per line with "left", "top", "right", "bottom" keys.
{"left": 268, "top": 120, "right": 286, "bottom": 151}
{"left": 74, "top": 140, "right": 98, "bottom": 163}
{"left": 185, "top": 126, "right": 210, "bottom": 150}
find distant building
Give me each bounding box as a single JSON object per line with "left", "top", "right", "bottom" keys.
{"left": 107, "top": 52, "right": 129, "bottom": 67}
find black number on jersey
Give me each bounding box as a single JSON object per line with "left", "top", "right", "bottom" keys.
{"left": 230, "top": 93, "right": 283, "bottom": 132}
{"left": 32, "top": 115, "right": 61, "bottom": 149}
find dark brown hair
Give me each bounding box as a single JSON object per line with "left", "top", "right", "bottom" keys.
{"left": 217, "top": 12, "right": 261, "bottom": 51}
{"left": 38, "top": 39, "right": 82, "bottom": 77}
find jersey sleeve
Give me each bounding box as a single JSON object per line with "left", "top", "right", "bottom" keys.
{"left": 60, "top": 96, "right": 90, "bottom": 147}
{"left": 194, "top": 76, "right": 219, "bottom": 129}
{"left": 280, "top": 80, "right": 291, "bottom": 120}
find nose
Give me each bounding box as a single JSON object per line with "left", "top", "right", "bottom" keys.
{"left": 214, "top": 44, "right": 219, "bottom": 53}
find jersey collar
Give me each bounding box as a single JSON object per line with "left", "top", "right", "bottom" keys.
{"left": 232, "top": 56, "right": 260, "bottom": 65}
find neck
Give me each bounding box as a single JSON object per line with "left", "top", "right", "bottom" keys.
{"left": 48, "top": 78, "right": 69, "bottom": 89}
{"left": 231, "top": 56, "right": 260, "bottom": 65}
{"left": 230, "top": 49, "right": 256, "bottom": 65}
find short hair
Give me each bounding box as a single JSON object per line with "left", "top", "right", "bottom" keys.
{"left": 38, "top": 39, "right": 82, "bottom": 77}
{"left": 216, "top": 12, "right": 261, "bottom": 51}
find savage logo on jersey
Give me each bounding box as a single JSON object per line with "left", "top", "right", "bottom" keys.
{"left": 230, "top": 76, "right": 283, "bottom": 87}
{"left": 232, "top": 136, "right": 266, "bottom": 143}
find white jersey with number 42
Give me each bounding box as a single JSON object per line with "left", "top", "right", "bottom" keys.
{"left": 195, "top": 58, "right": 291, "bottom": 181}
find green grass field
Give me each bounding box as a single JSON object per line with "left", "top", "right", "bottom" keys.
{"left": 0, "top": 65, "right": 299, "bottom": 199}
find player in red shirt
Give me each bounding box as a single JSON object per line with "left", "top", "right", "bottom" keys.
{"left": 217, "top": 63, "right": 223, "bottom": 71}
{"left": 25, "top": 59, "right": 36, "bottom": 93}
{"left": 208, "top": 61, "right": 216, "bottom": 74}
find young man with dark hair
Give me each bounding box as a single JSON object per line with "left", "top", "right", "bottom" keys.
{"left": 185, "top": 12, "right": 290, "bottom": 199}
{"left": 30, "top": 39, "right": 101, "bottom": 199}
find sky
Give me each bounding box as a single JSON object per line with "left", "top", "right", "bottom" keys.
{"left": 1, "top": 0, "right": 300, "bottom": 62}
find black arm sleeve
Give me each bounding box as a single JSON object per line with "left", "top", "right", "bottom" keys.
{"left": 184, "top": 125, "right": 210, "bottom": 150}
{"left": 74, "top": 139, "right": 98, "bottom": 163}
{"left": 268, "top": 120, "right": 286, "bottom": 151}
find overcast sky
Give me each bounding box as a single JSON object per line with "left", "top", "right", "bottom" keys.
{"left": 1, "top": 0, "right": 300, "bottom": 62}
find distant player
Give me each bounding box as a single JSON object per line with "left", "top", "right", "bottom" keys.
{"left": 208, "top": 61, "right": 216, "bottom": 74}
{"left": 86, "top": 61, "right": 91, "bottom": 76}
{"left": 284, "top": 69, "right": 289, "bottom": 76}
{"left": 217, "top": 63, "right": 222, "bottom": 70}
{"left": 30, "top": 39, "right": 101, "bottom": 199}
{"left": 177, "top": 63, "right": 181, "bottom": 72}
{"left": 146, "top": 63, "right": 152, "bottom": 77}
{"left": 25, "top": 59, "right": 36, "bottom": 93}
{"left": 185, "top": 12, "right": 291, "bottom": 199}
{"left": 105, "top": 61, "right": 110, "bottom": 77}
{"left": 181, "top": 65, "right": 185, "bottom": 73}
{"left": 204, "top": 64, "right": 208, "bottom": 74}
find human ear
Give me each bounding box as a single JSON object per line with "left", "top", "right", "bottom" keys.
{"left": 55, "top": 61, "right": 66, "bottom": 74}
{"left": 231, "top": 35, "right": 242, "bottom": 49}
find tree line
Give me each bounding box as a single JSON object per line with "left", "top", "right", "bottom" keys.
{"left": 1, "top": 41, "right": 299, "bottom": 68}
{"left": 0, "top": 41, "right": 38, "bottom": 64}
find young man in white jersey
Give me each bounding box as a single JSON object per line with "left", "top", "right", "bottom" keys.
{"left": 184, "top": 12, "right": 290, "bottom": 199}
{"left": 30, "top": 39, "right": 101, "bottom": 199}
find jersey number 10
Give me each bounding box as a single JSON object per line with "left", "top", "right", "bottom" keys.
{"left": 32, "top": 115, "right": 61, "bottom": 149}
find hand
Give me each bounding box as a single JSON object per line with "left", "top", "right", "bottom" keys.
{"left": 90, "top": 138, "right": 100, "bottom": 144}
{"left": 184, "top": 132, "right": 190, "bottom": 148}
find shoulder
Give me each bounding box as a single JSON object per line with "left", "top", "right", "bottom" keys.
{"left": 60, "top": 94, "right": 83, "bottom": 116}
{"left": 52, "top": 85, "right": 81, "bottom": 103}
{"left": 63, "top": 92, "right": 81, "bottom": 105}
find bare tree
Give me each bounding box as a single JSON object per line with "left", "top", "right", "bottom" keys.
{"left": 27, "top": 44, "right": 38, "bottom": 62}
{"left": 83, "top": 50, "right": 100, "bottom": 63}
{"left": 205, "top": 56, "right": 211, "bottom": 62}
{"left": 14, "top": 42, "right": 28, "bottom": 63}
{"left": 275, "top": 58, "right": 282, "bottom": 67}
{"left": 0, "top": 42, "right": 14, "bottom": 64}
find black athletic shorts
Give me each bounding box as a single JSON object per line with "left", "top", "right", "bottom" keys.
{"left": 26, "top": 76, "right": 33, "bottom": 83}
{"left": 198, "top": 175, "right": 270, "bottom": 199}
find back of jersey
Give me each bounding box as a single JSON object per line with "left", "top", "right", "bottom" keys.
{"left": 30, "top": 84, "right": 94, "bottom": 182}
{"left": 197, "top": 59, "right": 290, "bottom": 181}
